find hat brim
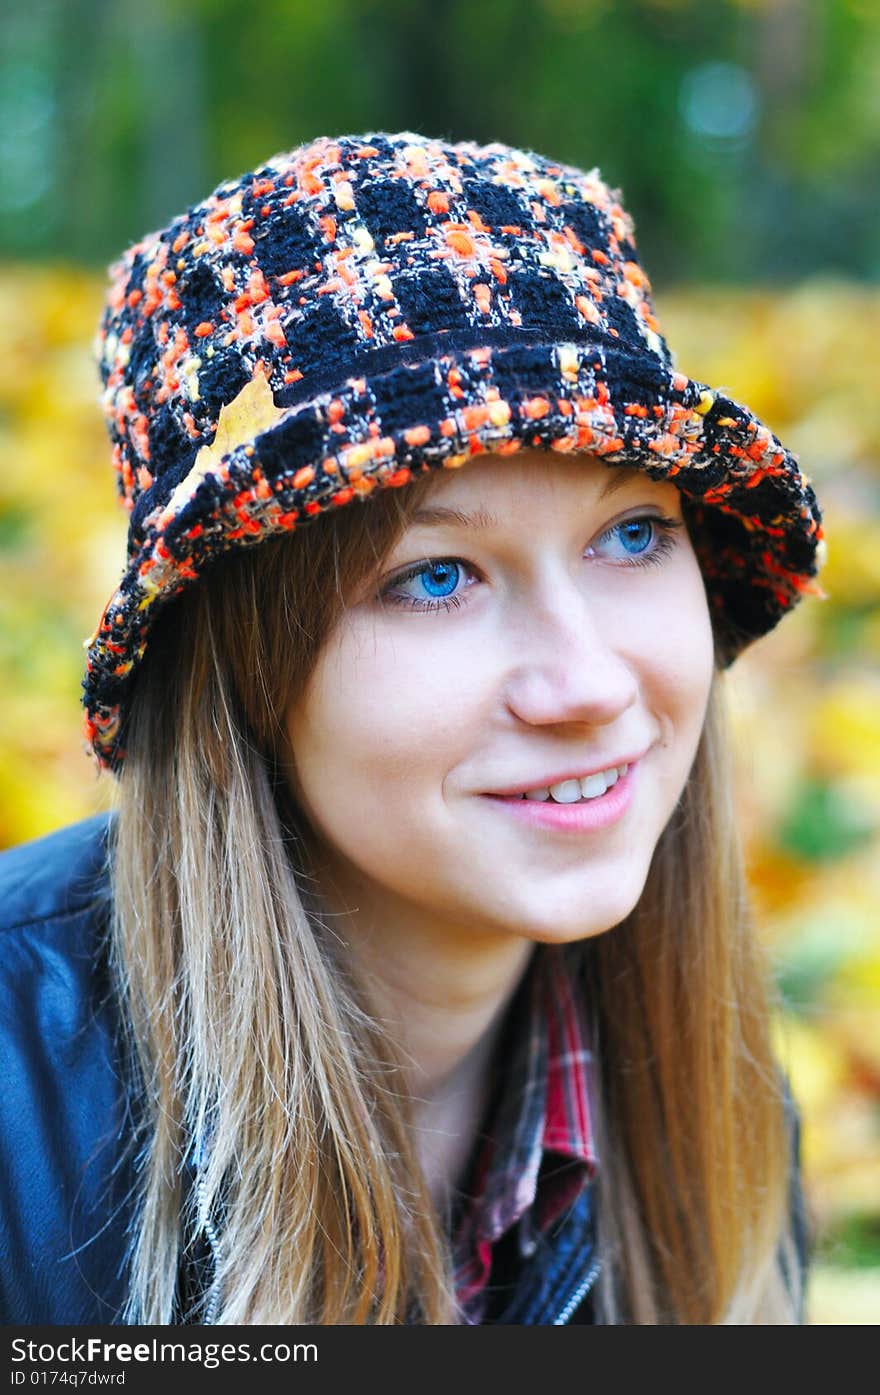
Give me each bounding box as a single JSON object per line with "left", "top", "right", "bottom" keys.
{"left": 82, "top": 337, "right": 825, "bottom": 773}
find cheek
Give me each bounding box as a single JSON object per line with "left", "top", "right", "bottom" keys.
{"left": 643, "top": 568, "right": 716, "bottom": 748}
{"left": 284, "top": 624, "right": 465, "bottom": 831}
{"left": 613, "top": 546, "right": 714, "bottom": 742}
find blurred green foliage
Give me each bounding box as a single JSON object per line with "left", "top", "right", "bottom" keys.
{"left": 2, "top": 0, "right": 879, "bottom": 280}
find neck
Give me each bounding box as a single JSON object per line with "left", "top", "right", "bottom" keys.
{"left": 303, "top": 843, "right": 536, "bottom": 1211}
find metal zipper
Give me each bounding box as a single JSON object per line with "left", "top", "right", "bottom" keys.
{"left": 195, "top": 1167, "right": 222, "bottom": 1325}
{"left": 202, "top": 1267, "right": 220, "bottom": 1326}
{"left": 553, "top": 1257, "right": 601, "bottom": 1325}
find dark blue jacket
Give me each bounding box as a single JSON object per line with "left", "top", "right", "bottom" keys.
{"left": 0, "top": 814, "right": 134, "bottom": 1323}
{"left": 0, "top": 814, "right": 807, "bottom": 1325}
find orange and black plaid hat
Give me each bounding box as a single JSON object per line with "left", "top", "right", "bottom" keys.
{"left": 83, "top": 129, "right": 826, "bottom": 774}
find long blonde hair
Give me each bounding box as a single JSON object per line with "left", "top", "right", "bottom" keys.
{"left": 106, "top": 464, "right": 802, "bottom": 1323}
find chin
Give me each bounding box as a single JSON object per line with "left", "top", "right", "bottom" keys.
{"left": 500, "top": 885, "right": 642, "bottom": 946}
{"left": 524, "top": 915, "right": 631, "bottom": 947}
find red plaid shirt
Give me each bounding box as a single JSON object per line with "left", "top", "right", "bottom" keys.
{"left": 449, "top": 944, "right": 597, "bottom": 1324}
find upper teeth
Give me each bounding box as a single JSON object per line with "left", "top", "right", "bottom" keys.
{"left": 520, "top": 764, "right": 629, "bottom": 802}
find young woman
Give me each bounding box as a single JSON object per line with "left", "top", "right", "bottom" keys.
{"left": 0, "top": 130, "right": 825, "bottom": 1325}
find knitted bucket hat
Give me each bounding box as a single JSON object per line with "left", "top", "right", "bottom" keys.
{"left": 83, "top": 129, "right": 825, "bottom": 774}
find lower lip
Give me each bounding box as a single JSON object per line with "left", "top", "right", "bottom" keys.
{"left": 482, "top": 763, "right": 638, "bottom": 832}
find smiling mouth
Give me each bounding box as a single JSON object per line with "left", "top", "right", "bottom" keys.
{"left": 513, "top": 764, "right": 630, "bottom": 804}
{"left": 481, "top": 758, "right": 637, "bottom": 832}
{"left": 487, "top": 762, "right": 634, "bottom": 804}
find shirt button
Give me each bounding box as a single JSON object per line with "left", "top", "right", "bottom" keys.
{"left": 518, "top": 1214, "right": 537, "bottom": 1257}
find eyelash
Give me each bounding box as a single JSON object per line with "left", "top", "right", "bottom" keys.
{"left": 379, "top": 513, "right": 685, "bottom": 614}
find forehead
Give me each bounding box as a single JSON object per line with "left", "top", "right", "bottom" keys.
{"left": 407, "top": 452, "right": 679, "bottom": 524}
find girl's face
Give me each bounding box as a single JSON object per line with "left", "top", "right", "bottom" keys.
{"left": 283, "top": 451, "right": 715, "bottom": 948}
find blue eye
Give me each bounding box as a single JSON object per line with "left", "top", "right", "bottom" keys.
{"left": 594, "top": 515, "right": 683, "bottom": 564}
{"left": 417, "top": 560, "right": 462, "bottom": 598}
{"left": 602, "top": 518, "right": 656, "bottom": 558}
{"left": 382, "top": 558, "right": 472, "bottom": 613}
{"left": 380, "top": 513, "right": 683, "bottom": 614}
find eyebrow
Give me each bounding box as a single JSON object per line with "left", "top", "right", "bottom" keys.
{"left": 409, "top": 466, "right": 641, "bottom": 531}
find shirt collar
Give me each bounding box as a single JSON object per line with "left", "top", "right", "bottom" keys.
{"left": 451, "top": 942, "right": 597, "bottom": 1301}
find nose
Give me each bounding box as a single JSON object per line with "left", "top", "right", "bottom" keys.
{"left": 502, "top": 575, "right": 639, "bottom": 728}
